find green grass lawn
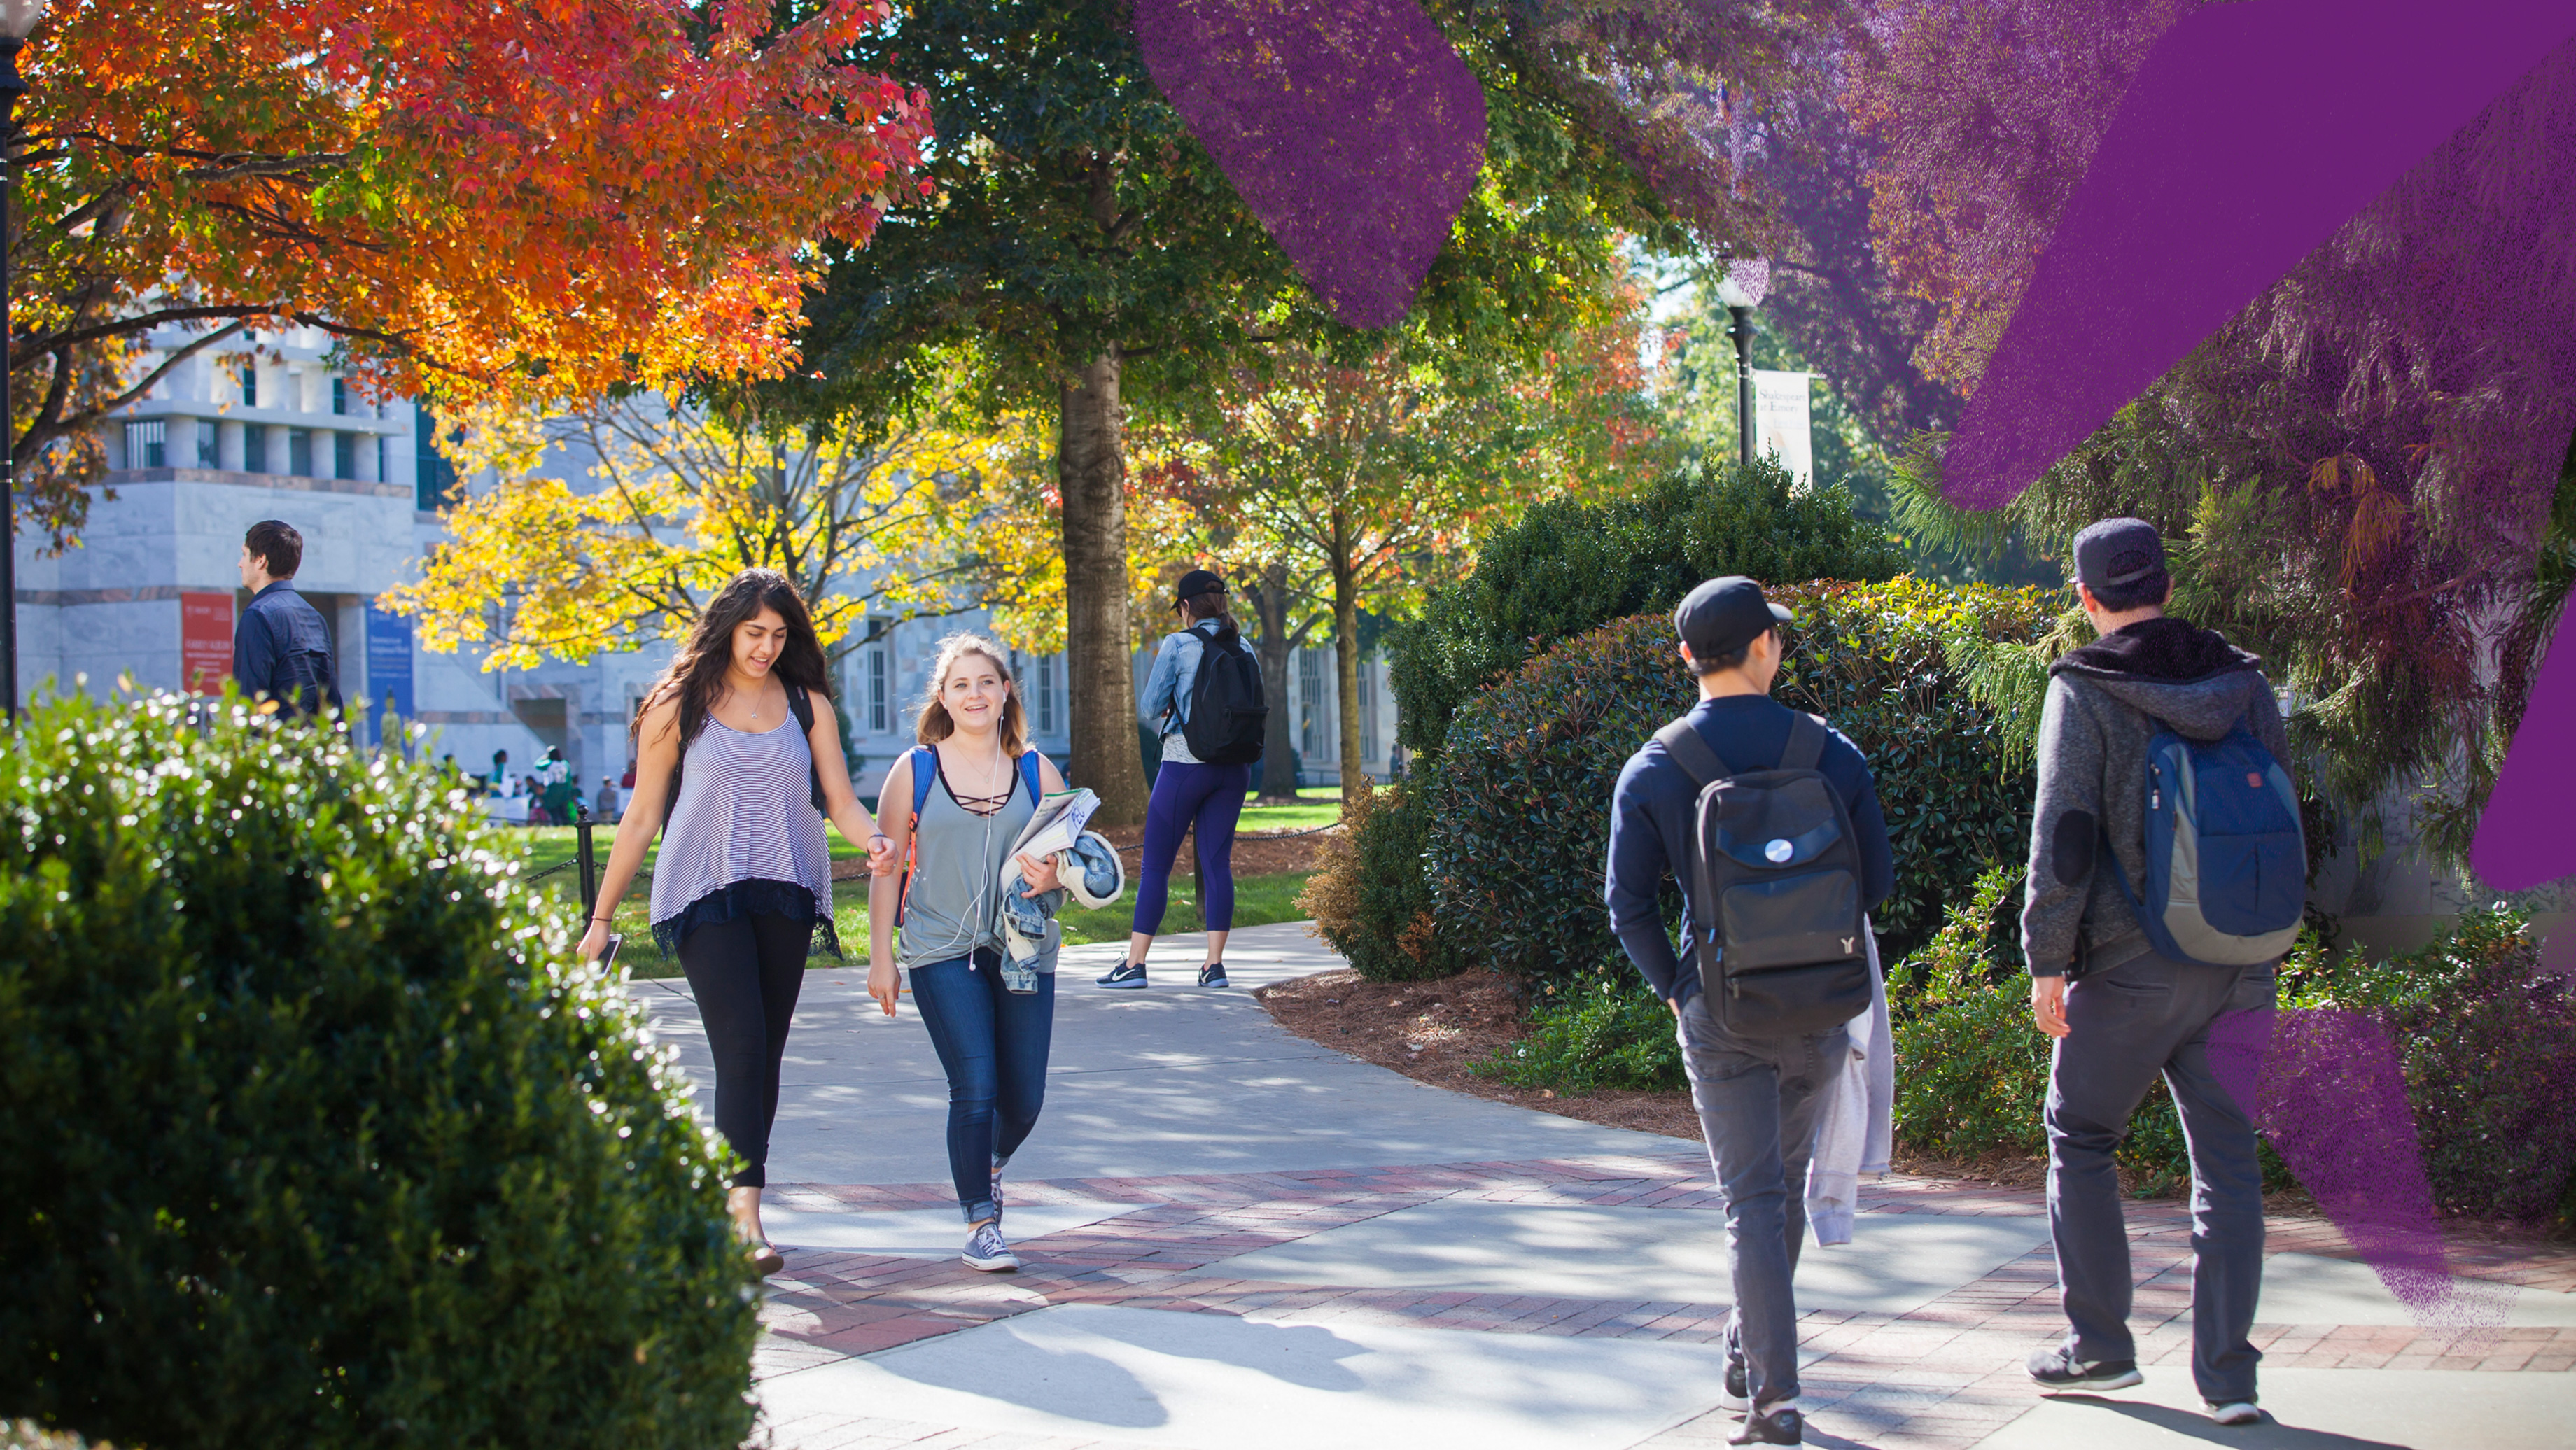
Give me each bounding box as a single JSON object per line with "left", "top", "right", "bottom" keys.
{"left": 522, "top": 853, "right": 1312, "bottom": 978}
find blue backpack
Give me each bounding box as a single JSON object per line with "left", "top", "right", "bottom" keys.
{"left": 2103, "top": 722, "right": 2305, "bottom": 966}
{"left": 894, "top": 745, "right": 1044, "bottom": 927}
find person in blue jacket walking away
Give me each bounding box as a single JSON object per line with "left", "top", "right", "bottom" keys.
{"left": 1101, "top": 570, "right": 1254, "bottom": 990}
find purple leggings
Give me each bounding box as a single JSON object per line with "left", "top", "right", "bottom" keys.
{"left": 1133, "top": 759, "right": 1250, "bottom": 934}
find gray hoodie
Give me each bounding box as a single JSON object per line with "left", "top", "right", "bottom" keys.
{"left": 2021, "top": 617, "right": 2288, "bottom": 977}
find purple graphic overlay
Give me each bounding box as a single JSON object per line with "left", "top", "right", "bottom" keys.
{"left": 2211, "top": 1008, "right": 2509, "bottom": 1329}
{"left": 1940, "top": 1, "right": 2576, "bottom": 512}
{"left": 2476, "top": 627, "right": 2576, "bottom": 890}
{"left": 1133, "top": 0, "right": 1486, "bottom": 330}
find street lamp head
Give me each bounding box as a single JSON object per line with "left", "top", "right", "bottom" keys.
{"left": 1712, "top": 255, "right": 1770, "bottom": 311}
{"left": 0, "top": 0, "right": 46, "bottom": 41}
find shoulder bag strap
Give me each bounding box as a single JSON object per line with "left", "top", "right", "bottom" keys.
{"left": 1652, "top": 718, "right": 1735, "bottom": 788}
{"left": 784, "top": 683, "right": 827, "bottom": 808}
{"left": 1782, "top": 712, "right": 1830, "bottom": 773}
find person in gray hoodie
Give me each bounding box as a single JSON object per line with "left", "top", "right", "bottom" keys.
{"left": 2019, "top": 519, "right": 2283, "bottom": 1429}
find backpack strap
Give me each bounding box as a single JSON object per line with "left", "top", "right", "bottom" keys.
{"left": 784, "top": 682, "right": 827, "bottom": 810}
{"left": 1019, "top": 749, "right": 1044, "bottom": 806}
{"left": 1653, "top": 718, "right": 1735, "bottom": 788}
{"left": 1782, "top": 712, "right": 1830, "bottom": 773}
{"left": 897, "top": 745, "right": 938, "bottom": 927}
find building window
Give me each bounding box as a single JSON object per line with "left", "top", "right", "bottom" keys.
{"left": 1037, "top": 654, "right": 1058, "bottom": 735}
{"left": 332, "top": 378, "right": 349, "bottom": 415}
{"left": 196, "top": 419, "right": 218, "bottom": 466}
{"left": 244, "top": 425, "right": 269, "bottom": 473}
{"left": 334, "top": 430, "right": 356, "bottom": 479}
{"left": 867, "top": 641, "right": 890, "bottom": 734}
{"left": 415, "top": 407, "right": 460, "bottom": 512}
{"left": 239, "top": 365, "right": 258, "bottom": 408}
{"left": 1359, "top": 660, "right": 1378, "bottom": 765}
{"left": 124, "top": 420, "right": 167, "bottom": 468}
{"left": 1298, "top": 649, "right": 1326, "bottom": 759}
{"left": 288, "top": 428, "right": 313, "bottom": 477}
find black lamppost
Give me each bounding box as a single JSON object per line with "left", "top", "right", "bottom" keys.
{"left": 1712, "top": 255, "right": 1769, "bottom": 470}
{"left": 0, "top": 0, "right": 45, "bottom": 723}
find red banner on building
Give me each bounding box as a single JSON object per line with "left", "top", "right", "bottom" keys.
{"left": 181, "top": 592, "right": 234, "bottom": 695}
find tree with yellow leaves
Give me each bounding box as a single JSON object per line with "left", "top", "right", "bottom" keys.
{"left": 382, "top": 399, "right": 1028, "bottom": 691}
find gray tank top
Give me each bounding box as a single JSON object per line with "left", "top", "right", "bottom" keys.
{"left": 899, "top": 746, "right": 1039, "bottom": 968}
{"left": 650, "top": 718, "right": 834, "bottom": 930}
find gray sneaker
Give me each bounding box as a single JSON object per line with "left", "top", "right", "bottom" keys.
{"left": 962, "top": 1220, "right": 1018, "bottom": 1272}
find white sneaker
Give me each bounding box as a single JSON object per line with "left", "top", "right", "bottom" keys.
{"left": 962, "top": 1220, "right": 1019, "bottom": 1272}
{"left": 2206, "top": 1401, "right": 2260, "bottom": 1426}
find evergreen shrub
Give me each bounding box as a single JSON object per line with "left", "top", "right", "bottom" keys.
{"left": 1892, "top": 879, "right": 2576, "bottom": 1220}
{"left": 1476, "top": 975, "right": 1685, "bottom": 1092}
{"left": 1298, "top": 781, "right": 1462, "bottom": 982}
{"left": 1420, "top": 577, "right": 2055, "bottom": 986}
{"left": 1387, "top": 456, "right": 1907, "bottom": 760}
{"left": 0, "top": 692, "right": 758, "bottom": 1448}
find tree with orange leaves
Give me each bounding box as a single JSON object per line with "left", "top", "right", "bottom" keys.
{"left": 12, "top": 0, "right": 929, "bottom": 544}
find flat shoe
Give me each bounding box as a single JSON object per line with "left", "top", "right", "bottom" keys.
{"left": 750, "top": 1241, "right": 785, "bottom": 1276}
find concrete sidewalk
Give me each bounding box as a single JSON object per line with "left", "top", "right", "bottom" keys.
{"left": 631, "top": 922, "right": 2576, "bottom": 1449}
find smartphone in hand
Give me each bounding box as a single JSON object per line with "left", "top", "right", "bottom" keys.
{"left": 598, "top": 933, "right": 623, "bottom": 971}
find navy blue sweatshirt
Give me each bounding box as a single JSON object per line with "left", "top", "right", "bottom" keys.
{"left": 232, "top": 580, "right": 343, "bottom": 717}
{"left": 1604, "top": 694, "right": 1895, "bottom": 1004}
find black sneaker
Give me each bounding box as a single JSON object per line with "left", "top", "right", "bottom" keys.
{"left": 2026, "top": 1344, "right": 2143, "bottom": 1392}
{"left": 1197, "top": 962, "right": 1229, "bottom": 988}
{"left": 1728, "top": 1405, "right": 1801, "bottom": 1446}
{"left": 1097, "top": 961, "right": 1148, "bottom": 989}
{"left": 1724, "top": 1349, "right": 1748, "bottom": 1405}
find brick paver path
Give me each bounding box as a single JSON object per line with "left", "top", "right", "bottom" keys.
{"left": 752, "top": 1155, "right": 2576, "bottom": 1449}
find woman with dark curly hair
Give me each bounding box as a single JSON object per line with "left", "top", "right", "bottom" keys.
{"left": 583, "top": 569, "right": 894, "bottom": 1275}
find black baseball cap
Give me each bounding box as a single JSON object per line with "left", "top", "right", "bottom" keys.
{"left": 1674, "top": 576, "right": 1793, "bottom": 660}
{"left": 2071, "top": 517, "right": 2166, "bottom": 590}
{"left": 1175, "top": 568, "right": 1226, "bottom": 604}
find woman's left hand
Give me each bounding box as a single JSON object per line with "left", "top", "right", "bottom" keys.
{"left": 865, "top": 831, "right": 899, "bottom": 876}
{"left": 1016, "top": 852, "right": 1063, "bottom": 896}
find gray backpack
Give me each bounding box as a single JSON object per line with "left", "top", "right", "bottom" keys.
{"left": 1656, "top": 713, "right": 1873, "bottom": 1037}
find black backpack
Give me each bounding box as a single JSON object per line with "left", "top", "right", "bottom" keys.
{"left": 1180, "top": 627, "right": 1269, "bottom": 766}
{"left": 664, "top": 682, "right": 829, "bottom": 822}
{"left": 1656, "top": 712, "right": 1872, "bottom": 1037}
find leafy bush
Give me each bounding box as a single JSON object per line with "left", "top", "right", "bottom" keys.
{"left": 0, "top": 691, "right": 758, "bottom": 1447}
{"left": 1891, "top": 878, "right": 2576, "bottom": 1221}
{"left": 1388, "top": 456, "right": 1908, "bottom": 759}
{"left": 1475, "top": 975, "right": 1685, "bottom": 1092}
{"left": 1298, "top": 781, "right": 1463, "bottom": 982}
{"left": 1419, "top": 577, "right": 2057, "bottom": 987}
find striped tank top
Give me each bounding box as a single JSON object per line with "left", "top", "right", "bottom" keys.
{"left": 649, "top": 717, "right": 837, "bottom": 957}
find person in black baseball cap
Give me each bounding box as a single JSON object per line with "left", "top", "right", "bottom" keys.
{"left": 2015, "top": 516, "right": 2286, "bottom": 1425}
{"left": 1606, "top": 575, "right": 1894, "bottom": 1447}
{"left": 1102, "top": 567, "right": 1262, "bottom": 991}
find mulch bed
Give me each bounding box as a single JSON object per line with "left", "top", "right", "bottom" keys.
{"left": 1252, "top": 967, "right": 1702, "bottom": 1141}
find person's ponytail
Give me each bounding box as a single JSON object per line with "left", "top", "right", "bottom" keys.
{"left": 1184, "top": 591, "right": 1239, "bottom": 649}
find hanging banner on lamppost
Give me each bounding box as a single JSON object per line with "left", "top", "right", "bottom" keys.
{"left": 1751, "top": 369, "right": 1816, "bottom": 489}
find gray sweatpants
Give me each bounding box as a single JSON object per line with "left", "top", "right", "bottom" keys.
{"left": 2045, "top": 948, "right": 2278, "bottom": 1403}
{"left": 1678, "top": 994, "right": 1849, "bottom": 1412}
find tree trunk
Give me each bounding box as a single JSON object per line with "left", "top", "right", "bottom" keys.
{"left": 1058, "top": 350, "right": 1150, "bottom": 826}
{"left": 1245, "top": 558, "right": 1301, "bottom": 803}
{"left": 1332, "top": 507, "right": 1366, "bottom": 808}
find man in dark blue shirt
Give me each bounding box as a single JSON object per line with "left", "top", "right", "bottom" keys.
{"left": 231, "top": 519, "right": 342, "bottom": 718}
{"left": 1604, "top": 576, "right": 1895, "bottom": 1448}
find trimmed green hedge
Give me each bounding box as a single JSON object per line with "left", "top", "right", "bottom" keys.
{"left": 1387, "top": 456, "right": 1907, "bottom": 760}
{"left": 1893, "top": 876, "right": 2576, "bottom": 1222}
{"left": 0, "top": 692, "right": 758, "bottom": 1447}
{"left": 1416, "top": 577, "right": 2057, "bottom": 985}
{"left": 1297, "top": 781, "right": 1464, "bottom": 982}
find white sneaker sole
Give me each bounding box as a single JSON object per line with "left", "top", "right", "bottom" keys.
{"left": 2207, "top": 1402, "right": 2260, "bottom": 1426}
{"left": 962, "top": 1252, "right": 1020, "bottom": 1272}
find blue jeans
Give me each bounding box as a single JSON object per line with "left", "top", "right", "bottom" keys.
{"left": 2047, "top": 949, "right": 2276, "bottom": 1402}
{"left": 909, "top": 947, "right": 1055, "bottom": 1223}
{"left": 1133, "top": 759, "right": 1250, "bottom": 934}
{"left": 1677, "top": 995, "right": 1847, "bottom": 1412}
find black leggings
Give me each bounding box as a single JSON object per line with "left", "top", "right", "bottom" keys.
{"left": 676, "top": 912, "right": 809, "bottom": 1189}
